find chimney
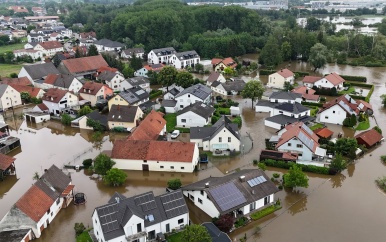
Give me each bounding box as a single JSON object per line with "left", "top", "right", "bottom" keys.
{"left": 252, "top": 190, "right": 255, "bottom": 195}
{"left": 239, "top": 176, "right": 245, "bottom": 182}
{"left": 44, "top": 169, "right": 48, "bottom": 172}
{"left": 115, "top": 197, "right": 120, "bottom": 203}
{"left": 205, "top": 182, "right": 209, "bottom": 188}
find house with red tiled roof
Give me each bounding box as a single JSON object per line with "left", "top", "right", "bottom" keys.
{"left": 41, "top": 88, "right": 79, "bottom": 115}
{"left": 355, "top": 129, "right": 384, "bottom": 149}
{"left": 9, "top": 84, "right": 45, "bottom": 98}
{"left": 314, "top": 73, "right": 345, "bottom": 90}
{"left": 34, "top": 41, "right": 64, "bottom": 57}
{"left": 0, "top": 165, "right": 74, "bottom": 239}
{"left": 58, "top": 55, "right": 109, "bottom": 78}
{"left": 302, "top": 76, "right": 322, "bottom": 88}
{"left": 213, "top": 57, "right": 238, "bottom": 72}
{"left": 134, "top": 64, "right": 164, "bottom": 77}
{"left": 128, "top": 110, "right": 166, "bottom": 141}
{"left": 8, "top": 6, "right": 29, "bottom": 13}
{"left": 0, "top": 84, "right": 22, "bottom": 110}
{"left": 267, "top": 69, "right": 295, "bottom": 89}
{"left": 317, "top": 94, "right": 372, "bottom": 125}
{"left": 79, "top": 81, "right": 113, "bottom": 106}
{"left": 313, "top": 127, "right": 333, "bottom": 139}
{"left": 0, "top": 77, "right": 31, "bottom": 86}
{"left": 0, "top": 153, "right": 16, "bottom": 180}
{"left": 292, "top": 86, "right": 320, "bottom": 103}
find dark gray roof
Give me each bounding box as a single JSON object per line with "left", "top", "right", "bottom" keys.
{"left": 95, "top": 190, "right": 188, "bottom": 241}
{"left": 97, "top": 71, "right": 117, "bottom": 82}
{"left": 202, "top": 222, "right": 231, "bottom": 242}
{"left": 86, "top": 110, "right": 108, "bottom": 127}
{"left": 177, "top": 101, "right": 215, "bottom": 119}
{"left": 22, "top": 62, "right": 60, "bottom": 80}
{"left": 269, "top": 91, "right": 302, "bottom": 100}
{"left": 139, "top": 100, "right": 155, "bottom": 111}
{"left": 0, "top": 229, "right": 31, "bottom": 242}
{"left": 182, "top": 169, "right": 279, "bottom": 215}
{"left": 51, "top": 74, "right": 78, "bottom": 88}
{"left": 119, "top": 87, "right": 149, "bottom": 105}
{"left": 126, "top": 77, "right": 149, "bottom": 86}
{"left": 175, "top": 84, "right": 211, "bottom": 100}
{"left": 175, "top": 50, "right": 199, "bottom": 60}
{"left": 206, "top": 72, "right": 221, "bottom": 83}
{"left": 274, "top": 102, "right": 309, "bottom": 114}
{"left": 162, "top": 99, "right": 177, "bottom": 107}
{"left": 219, "top": 80, "right": 246, "bottom": 92}
{"left": 94, "top": 39, "right": 124, "bottom": 48}
{"left": 122, "top": 48, "right": 144, "bottom": 56}
{"left": 108, "top": 105, "right": 139, "bottom": 123}
{"left": 266, "top": 114, "right": 314, "bottom": 126}
{"left": 190, "top": 116, "right": 240, "bottom": 141}
{"left": 255, "top": 100, "right": 277, "bottom": 108}
{"left": 28, "top": 33, "right": 44, "bottom": 37}
{"left": 39, "top": 165, "right": 71, "bottom": 193}
{"left": 167, "top": 87, "right": 180, "bottom": 96}
{"left": 35, "top": 179, "right": 60, "bottom": 201}
{"left": 211, "top": 80, "right": 221, "bottom": 88}
{"left": 151, "top": 47, "right": 176, "bottom": 56}
{"left": 0, "top": 84, "right": 8, "bottom": 97}
{"left": 26, "top": 42, "right": 39, "bottom": 48}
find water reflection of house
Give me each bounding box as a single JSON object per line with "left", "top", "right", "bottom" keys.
{"left": 0, "top": 153, "right": 16, "bottom": 181}
{"left": 47, "top": 120, "right": 77, "bottom": 136}
{"left": 0, "top": 123, "right": 21, "bottom": 155}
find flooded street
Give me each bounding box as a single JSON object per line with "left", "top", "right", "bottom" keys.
{"left": 1, "top": 59, "right": 386, "bottom": 242}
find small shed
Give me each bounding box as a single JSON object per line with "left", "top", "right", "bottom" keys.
{"left": 0, "top": 153, "right": 16, "bottom": 180}
{"left": 25, "top": 112, "right": 50, "bottom": 124}
{"left": 314, "top": 127, "right": 334, "bottom": 139}
{"left": 355, "top": 129, "right": 384, "bottom": 149}
{"left": 230, "top": 106, "right": 240, "bottom": 116}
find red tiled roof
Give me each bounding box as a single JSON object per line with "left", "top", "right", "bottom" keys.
{"left": 61, "top": 184, "right": 75, "bottom": 196}
{"left": 0, "top": 153, "right": 15, "bottom": 170}
{"left": 355, "top": 129, "right": 383, "bottom": 147}
{"left": 314, "top": 127, "right": 334, "bottom": 139}
{"left": 38, "top": 41, "right": 63, "bottom": 50}
{"left": 302, "top": 93, "right": 320, "bottom": 101}
{"left": 79, "top": 32, "right": 96, "bottom": 39}
{"left": 0, "top": 77, "right": 30, "bottom": 86}
{"left": 319, "top": 95, "right": 360, "bottom": 115}
{"left": 292, "top": 86, "right": 316, "bottom": 95}
{"left": 44, "top": 74, "right": 59, "bottom": 85}
{"left": 357, "top": 100, "right": 373, "bottom": 112}
{"left": 9, "top": 84, "right": 43, "bottom": 98}
{"left": 276, "top": 122, "right": 319, "bottom": 152}
{"left": 324, "top": 73, "right": 345, "bottom": 86}
{"left": 276, "top": 68, "right": 294, "bottom": 78}
{"left": 111, "top": 140, "right": 196, "bottom": 163}
{"left": 9, "top": 6, "right": 29, "bottom": 13}
{"left": 211, "top": 58, "right": 222, "bottom": 65}
{"left": 302, "top": 76, "right": 321, "bottom": 84}
{"left": 79, "top": 81, "right": 110, "bottom": 96}
{"left": 128, "top": 110, "right": 165, "bottom": 141}
{"left": 97, "top": 66, "right": 118, "bottom": 73}
{"left": 41, "top": 88, "right": 68, "bottom": 103}
{"left": 37, "top": 103, "right": 48, "bottom": 111}
{"left": 143, "top": 64, "right": 164, "bottom": 71}
{"left": 16, "top": 185, "right": 54, "bottom": 222}
{"left": 61, "top": 55, "right": 108, "bottom": 74}
{"left": 222, "top": 57, "right": 237, "bottom": 69}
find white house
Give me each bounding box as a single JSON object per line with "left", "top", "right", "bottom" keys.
{"left": 161, "top": 99, "right": 177, "bottom": 114}
{"left": 33, "top": 41, "right": 64, "bottom": 57}
{"left": 206, "top": 72, "right": 226, "bottom": 86}
{"left": 13, "top": 49, "right": 43, "bottom": 60}
{"left": 18, "top": 62, "right": 60, "bottom": 83}
{"left": 0, "top": 84, "right": 22, "bottom": 111}
{"left": 94, "top": 38, "right": 125, "bottom": 52}
{"left": 121, "top": 47, "right": 145, "bottom": 59}
{"left": 267, "top": 69, "right": 295, "bottom": 89}
{"left": 268, "top": 91, "right": 302, "bottom": 104}
{"left": 41, "top": 88, "right": 79, "bottom": 116}
{"left": 182, "top": 169, "right": 279, "bottom": 218}
{"left": 36, "top": 73, "right": 83, "bottom": 93}
{"left": 163, "top": 86, "right": 183, "bottom": 100}
{"left": 211, "top": 80, "right": 246, "bottom": 96}
{"left": 27, "top": 33, "right": 46, "bottom": 43}
{"left": 302, "top": 76, "right": 322, "bottom": 88}
{"left": 169, "top": 50, "right": 200, "bottom": 69}
{"left": 92, "top": 190, "right": 189, "bottom": 242}
{"left": 313, "top": 73, "right": 345, "bottom": 90}
{"left": 175, "top": 84, "right": 212, "bottom": 111}
{"left": 147, "top": 47, "right": 176, "bottom": 65}
{"left": 134, "top": 64, "right": 164, "bottom": 77}
{"left": 96, "top": 70, "right": 125, "bottom": 92}
{"left": 176, "top": 102, "right": 215, "bottom": 128}
{"left": 190, "top": 116, "right": 241, "bottom": 153}
{"left": 122, "top": 77, "right": 151, "bottom": 93}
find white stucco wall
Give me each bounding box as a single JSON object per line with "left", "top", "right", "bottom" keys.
{"left": 267, "top": 73, "right": 286, "bottom": 89}
{"left": 175, "top": 93, "right": 211, "bottom": 111}
{"left": 208, "top": 127, "right": 240, "bottom": 152}
{"left": 177, "top": 111, "right": 209, "bottom": 128}
{"left": 277, "top": 137, "right": 314, "bottom": 161}
{"left": 318, "top": 105, "right": 347, "bottom": 125}
{"left": 182, "top": 190, "right": 220, "bottom": 218}
{"left": 264, "top": 119, "right": 284, "bottom": 130}
{"left": 271, "top": 108, "right": 310, "bottom": 118}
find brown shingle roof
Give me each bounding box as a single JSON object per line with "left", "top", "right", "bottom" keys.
{"left": 355, "top": 129, "right": 383, "bottom": 147}
{"left": 9, "top": 84, "right": 42, "bottom": 98}
{"left": 38, "top": 41, "right": 63, "bottom": 50}
{"left": 128, "top": 110, "right": 166, "bottom": 141}
{"left": 79, "top": 81, "right": 106, "bottom": 95}
{"left": 302, "top": 76, "right": 321, "bottom": 84}
{"left": 37, "top": 103, "right": 48, "bottom": 111}
{"left": 0, "top": 153, "right": 15, "bottom": 170}
{"left": 41, "top": 88, "right": 68, "bottom": 103}
{"left": 0, "top": 77, "right": 30, "bottom": 86}
{"left": 61, "top": 55, "right": 108, "bottom": 74}
{"left": 16, "top": 185, "right": 54, "bottom": 222}
{"left": 276, "top": 68, "right": 294, "bottom": 78}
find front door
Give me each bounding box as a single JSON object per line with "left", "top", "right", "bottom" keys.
{"left": 142, "top": 164, "right": 149, "bottom": 171}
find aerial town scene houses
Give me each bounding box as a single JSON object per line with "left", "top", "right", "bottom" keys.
{"left": 0, "top": 0, "right": 386, "bottom": 242}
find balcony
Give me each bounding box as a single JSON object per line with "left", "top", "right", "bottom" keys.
{"left": 125, "top": 231, "right": 146, "bottom": 241}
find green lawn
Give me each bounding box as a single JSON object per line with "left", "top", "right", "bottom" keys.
{"left": 76, "top": 231, "right": 92, "bottom": 242}
{"left": 310, "top": 123, "right": 324, "bottom": 131}
{"left": 164, "top": 113, "right": 177, "bottom": 132}
{"left": 0, "top": 42, "right": 25, "bottom": 54}
{"left": 310, "top": 107, "right": 319, "bottom": 117}
{"left": 167, "top": 232, "right": 183, "bottom": 242}
{"left": 355, "top": 119, "right": 370, "bottom": 131}
{"left": 338, "top": 86, "right": 355, "bottom": 95}
{"left": 0, "top": 64, "right": 23, "bottom": 77}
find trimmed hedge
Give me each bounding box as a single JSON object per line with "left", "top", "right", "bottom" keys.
{"left": 340, "top": 75, "right": 367, "bottom": 83}
{"left": 294, "top": 71, "right": 309, "bottom": 77}
{"left": 301, "top": 101, "right": 323, "bottom": 107}
{"left": 345, "top": 82, "right": 372, "bottom": 88}
{"left": 259, "top": 69, "right": 276, "bottom": 75}
{"left": 260, "top": 159, "right": 330, "bottom": 175}
{"left": 149, "top": 90, "right": 162, "bottom": 99}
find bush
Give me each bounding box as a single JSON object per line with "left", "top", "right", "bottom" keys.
{"left": 250, "top": 205, "right": 280, "bottom": 221}
{"left": 294, "top": 71, "right": 309, "bottom": 77}
{"left": 278, "top": 185, "right": 283, "bottom": 190}
{"left": 272, "top": 173, "right": 280, "bottom": 178}
{"left": 301, "top": 101, "right": 323, "bottom": 107}
{"left": 260, "top": 159, "right": 329, "bottom": 175}
{"left": 234, "top": 217, "right": 248, "bottom": 228}
{"left": 374, "top": 126, "right": 382, "bottom": 134}
{"left": 211, "top": 115, "right": 220, "bottom": 124}
{"left": 167, "top": 178, "right": 182, "bottom": 190}
{"left": 82, "top": 159, "right": 93, "bottom": 169}
{"left": 149, "top": 90, "right": 162, "bottom": 99}
{"left": 214, "top": 214, "right": 235, "bottom": 233}
{"left": 232, "top": 116, "right": 242, "bottom": 128}
{"left": 257, "top": 162, "right": 266, "bottom": 171}
{"left": 259, "top": 69, "right": 275, "bottom": 75}
{"left": 376, "top": 176, "right": 386, "bottom": 192}
{"left": 74, "top": 223, "right": 86, "bottom": 236}
{"left": 340, "top": 75, "right": 367, "bottom": 83}
{"left": 381, "top": 156, "right": 386, "bottom": 164}
{"left": 61, "top": 113, "right": 73, "bottom": 126}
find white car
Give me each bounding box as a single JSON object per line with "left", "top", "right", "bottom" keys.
{"left": 170, "top": 130, "right": 180, "bottom": 139}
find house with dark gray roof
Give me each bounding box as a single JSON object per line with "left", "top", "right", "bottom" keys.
{"left": 107, "top": 105, "right": 143, "bottom": 131}
{"left": 269, "top": 91, "right": 302, "bottom": 103}
{"left": 92, "top": 190, "right": 189, "bottom": 242}
{"left": 121, "top": 76, "right": 150, "bottom": 93}
{"left": 190, "top": 115, "right": 241, "bottom": 152}
{"left": 108, "top": 86, "right": 149, "bottom": 111}
{"left": 175, "top": 84, "right": 212, "bottom": 111}
{"left": 147, "top": 47, "right": 176, "bottom": 65}
{"left": 182, "top": 169, "right": 279, "bottom": 218}
{"left": 176, "top": 101, "right": 215, "bottom": 128}
{"left": 96, "top": 70, "right": 125, "bottom": 92}
{"left": 163, "top": 87, "right": 182, "bottom": 101}
{"left": 71, "top": 110, "right": 108, "bottom": 130}
{"left": 169, "top": 50, "right": 200, "bottom": 69}
{"left": 18, "top": 62, "right": 60, "bottom": 83}
{"left": 206, "top": 72, "right": 226, "bottom": 86}
{"left": 121, "top": 47, "right": 145, "bottom": 59}
{"left": 94, "top": 38, "right": 125, "bottom": 52}
{"left": 211, "top": 80, "right": 246, "bottom": 95}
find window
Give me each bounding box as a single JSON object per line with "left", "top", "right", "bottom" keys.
{"left": 279, "top": 111, "right": 283, "bottom": 114}
{"left": 200, "top": 190, "right": 204, "bottom": 196}
{"left": 180, "top": 105, "right": 183, "bottom": 108}
{"left": 95, "top": 219, "right": 97, "bottom": 224}
{"left": 143, "top": 160, "right": 147, "bottom": 163}
{"left": 228, "top": 137, "right": 231, "bottom": 142}
{"left": 219, "top": 137, "right": 222, "bottom": 142}
{"left": 56, "top": 198, "right": 60, "bottom": 205}
{"left": 47, "top": 208, "right": 51, "bottom": 214}
{"left": 137, "top": 223, "right": 142, "bottom": 232}
{"left": 264, "top": 196, "right": 270, "bottom": 205}
{"left": 160, "top": 166, "right": 164, "bottom": 168}
{"left": 181, "top": 167, "right": 184, "bottom": 170}
{"left": 333, "top": 111, "right": 335, "bottom": 114}
{"left": 166, "top": 223, "right": 170, "bottom": 233}
{"left": 170, "top": 166, "right": 174, "bottom": 169}
{"left": 287, "top": 143, "right": 291, "bottom": 147}
{"left": 181, "top": 119, "right": 186, "bottom": 123}
{"left": 325, "top": 116, "right": 329, "bottom": 119}
{"left": 198, "top": 198, "right": 203, "bottom": 204}
{"left": 296, "top": 144, "right": 303, "bottom": 148}
{"left": 250, "top": 202, "right": 256, "bottom": 211}
{"left": 189, "top": 194, "right": 194, "bottom": 201}
{"left": 50, "top": 212, "right": 53, "bottom": 216}
{"left": 178, "top": 218, "right": 184, "bottom": 224}
{"left": 188, "top": 94, "right": 190, "bottom": 97}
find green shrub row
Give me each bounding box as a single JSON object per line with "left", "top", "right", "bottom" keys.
{"left": 340, "top": 75, "right": 367, "bottom": 83}
{"left": 366, "top": 84, "right": 374, "bottom": 102}
{"left": 294, "top": 71, "right": 309, "bottom": 77}
{"left": 149, "top": 90, "right": 162, "bottom": 99}
{"left": 250, "top": 205, "right": 281, "bottom": 221}
{"left": 260, "top": 159, "right": 329, "bottom": 175}
{"left": 259, "top": 69, "right": 276, "bottom": 75}
{"left": 301, "top": 101, "right": 324, "bottom": 107}
{"left": 345, "top": 82, "right": 373, "bottom": 88}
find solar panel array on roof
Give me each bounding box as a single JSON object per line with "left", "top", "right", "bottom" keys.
{"left": 298, "top": 131, "right": 315, "bottom": 150}
{"left": 98, "top": 204, "right": 120, "bottom": 233}
{"left": 136, "top": 89, "right": 145, "bottom": 96}
{"left": 209, "top": 182, "right": 247, "bottom": 212}
{"left": 302, "top": 123, "right": 314, "bottom": 136}
{"left": 134, "top": 193, "right": 157, "bottom": 212}
{"left": 160, "top": 192, "right": 188, "bottom": 219}
{"left": 247, "top": 176, "right": 267, "bottom": 188}
{"left": 120, "top": 91, "right": 139, "bottom": 104}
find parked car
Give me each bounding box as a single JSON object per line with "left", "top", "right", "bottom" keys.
{"left": 170, "top": 130, "right": 180, "bottom": 139}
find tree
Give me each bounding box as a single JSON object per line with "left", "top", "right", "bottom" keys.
{"left": 259, "top": 36, "right": 282, "bottom": 67}
{"left": 175, "top": 71, "right": 194, "bottom": 88}
{"left": 281, "top": 41, "right": 292, "bottom": 61}
{"left": 157, "top": 66, "right": 178, "bottom": 91}
{"left": 3, "top": 51, "right": 14, "bottom": 64}
{"left": 75, "top": 47, "right": 82, "bottom": 58}
{"left": 223, "top": 67, "right": 236, "bottom": 76}
{"left": 32, "top": 172, "right": 40, "bottom": 180}
{"left": 283, "top": 81, "right": 294, "bottom": 91}
{"left": 122, "top": 65, "right": 134, "bottom": 78}
{"left": 86, "top": 118, "right": 105, "bottom": 131}
{"left": 351, "top": 17, "right": 363, "bottom": 27}
{"left": 87, "top": 44, "right": 99, "bottom": 56}
{"left": 181, "top": 224, "right": 211, "bottom": 242}
{"left": 52, "top": 54, "right": 62, "bottom": 67}
{"left": 77, "top": 105, "right": 93, "bottom": 117}
{"left": 309, "top": 43, "right": 328, "bottom": 71}
{"left": 194, "top": 63, "right": 204, "bottom": 73}
{"left": 74, "top": 223, "right": 86, "bottom": 236}
{"left": 381, "top": 94, "right": 386, "bottom": 108}
{"left": 305, "top": 17, "right": 321, "bottom": 32}
{"left": 241, "top": 80, "right": 265, "bottom": 109}
{"left": 329, "top": 153, "right": 347, "bottom": 172}
{"left": 167, "top": 178, "right": 182, "bottom": 190}
{"left": 9, "top": 73, "right": 18, "bottom": 78}
{"left": 283, "top": 165, "right": 309, "bottom": 188}
{"left": 335, "top": 138, "right": 358, "bottom": 159}
{"left": 374, "top": 126, "right": 382, "bottom": 134}
{"left": 94, "top": 153, "right": 115, "bottom": 175}
{"left": 343, "top": 114, "right": 357, "bottom": 127}
{"left": 104, "top": 168, "right": 127, "bottom": 186}
{"left": 214, "top": 214, "right": 235, "bottom": 233}
{"left": 61, "top": 113, "right": 73, "bottom": 126}
{"left": 20, "top": 92, "right": 31, "bottom": 102}
{"left": 130, "top": 54, "right": 143, "bottom": 71}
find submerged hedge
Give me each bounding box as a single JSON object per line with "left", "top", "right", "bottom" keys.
{"left": 260, "top": 159, "right": 330, "bottom": 175}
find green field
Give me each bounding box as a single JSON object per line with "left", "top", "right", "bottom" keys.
{"left": 0, "top": 42, "right": 25, "bottom": 54}
{"left": 0, "top": 64, "right": 23, "bottom": 77}
{"left": 166, "top": 232, "right": 183, "bottom": 242}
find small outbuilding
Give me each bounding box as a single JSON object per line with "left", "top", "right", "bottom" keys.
{"left": 25, "top": 112, "right": 50, "bottom": 124}
{"left": 355, "top": 129, "right": 384, "bottom": 149}
{"left": 313, "top": 127, "right": 334, "bottom": 139}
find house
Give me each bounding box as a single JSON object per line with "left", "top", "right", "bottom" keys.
{"left": 292, "top": 86, "right": 320, "bottom": 103}
{"left": 0, "top": 153, "right": 16, "bottom": 180}
{"left": 0, "top": 77, "right": 31, "bottom": 86}
{"left": 96, "top": 70, "right": 125, "bottom": 92}
{"left": 268, "top": 91, "right": 302, "bottom": 104}
{"left": 76, "top": 31, "right": 97, "bottom": 40}
{"left": 317, "top": 95, "right": 373, "bottom": 125}
{"left": 33, "top": 41, "right": 64, "bottom": 57}
{"left": 206, "top": 72, "right": 226, "bottom": 86}
{"left": 355, "top": 129, "right": 384, "bottom": 149}
{"left": 92, "top": 190, "right": 189, "bottom": 242}
{"left": 25, "top": 112, "right": 50, "bottom": 124}
{"left": 13, "top": 48, "right": 44, "bottom": 60}
{"left": 161, "top": 99, "right": 178, "bottom": 114}
{"left": 302, "top": 76, "right": 322, "bottom": 89}
{"left": 121, "top": 76, "right": 150, "bottom": 93}
{"left": 259, "top": 150, "right": 298, "bottom": 162}
{"left": 107, "top": 105, "right": 143, "bottom": 131}
{"left": 8, "top": 6, "right": 29, "bottom": 13}
{"left": 32, "top": 103, "right": 49, "bottom": 113}
{"left": 128, "top": 110, "right": 166, "bottom": 140}
{"left": 275, "top": 122, "right": 326, "bottom": 161}
{"left": 267, "top": 69, "right": 295, "bottom": 89}
{"left": 37, "top": 73, "right": 83, "bottom": 93}
{"left": 313, "top": 73, "right": 345, "bottom": 90}
{"left": 211, "top": 80, "right": 246, "bottom": 96}
{"left": 202, "top": 222, "right": 232, "bottom": 242}
{"left": 163, "top": 86, "right": 183, "bottom": 100}
{"left": 79, "top": 82, "right": 113, "bottom": 106}
{"left": 169, "top": 50, "right": 200, "bottom": 69}
{"left": 24, "top": 42, "right": 39, "bottom": 50}
{"left": 11, "top": 30, "right": 27, "bottom": 38}
{"left": 212, "top": 57, "right": 237, "bottom": 72}
{"left": 120, "top": 47, "right": 145, "bottom": 59}
{"left": 0, "top": 165, "right": 74, "bottom": 239}
{"left": 134, "top": 64, "right": 164, "bottom": 77}
{"left": 181, "top": 169, "right": 279, "bottom": 218}
{"left": 49, "top": 32, "right": 63, "bottom": 41}
{"left": 0, "top": 85, "right": 22, "bottom": 110}
{"left": 41, "top": 88, "right": 79, "bottom": 115}
{"left": 176, "top": 102, "right": 215, "bottom": 128}
{"left": 190, "top": 116, "right": 240, "bottom": 152}
{"left": 313, "top": 127, "right": 333, "bottom": 139}
{"left": 147, "top": 47, "right": 176, "bottom": 64}
{"left": 58, "top": 55, "right": 109, "bottom": 78}
{"left": 71, "top": 110, "right": 108, "bottom": 130}
{"left": 9, "top": 84, "right": 45, "bottom": 98}
{"left": 175, "top": 84, "right": 212, "bottom": 111}
{"left": 18, "top": 62, "right": 60, "bottom": 83}
{"left": 107, "top": 87, "right": 149, "bottom": 110}
{"left": 94, "top": 38, "right": 125, "bottom": 52}
{"left": 0, "top": 229, "right": 34, "bottom": 242}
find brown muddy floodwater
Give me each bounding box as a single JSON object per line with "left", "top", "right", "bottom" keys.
{"left": 1, "top": 60, "right": 386, "bottom": 242}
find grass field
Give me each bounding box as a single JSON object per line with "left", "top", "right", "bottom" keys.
{"left": 0, "top": 42, "right": 25, "bottom": 54}
{"left": 355, "top": 119, "right": 370, "bottom": 131}
{"left": 166, "top": 232, "right": 183, "bottom": 242}
{"left": 0, "top": 64, "right": 23, "bottom": 77}
{"left": 76, "top": 231, "right": 92, "bottom": 242}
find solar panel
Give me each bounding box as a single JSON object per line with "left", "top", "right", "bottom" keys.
{"left": 298, "top": 131, "right": 314, "bottom": 150}
{"left": 160, "top": 191, "right": 188, "bottom": 219}
{"left": 98, "top": 204, "right": 120, "bottom": 233}
{"left": 247, "top": 176, "right": 267, "bottom": 188}
{"left": 302, "top": 123, "right": 314, "bottom": 136}
{"left": 209, "top": 182, "right": 247, "bottom": 212}
{"left": 136, "top": 90, "right": 145, "bottom": 95}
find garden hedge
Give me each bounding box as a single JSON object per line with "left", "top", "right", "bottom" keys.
{"left": 260, "top": 159, "right": 330, "bottom": 175}
{"left": 259, "top": 69, "right": 276, "bottom": 75}
{"left": 340, "top": 75, "right": 367, "bottom": 83}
